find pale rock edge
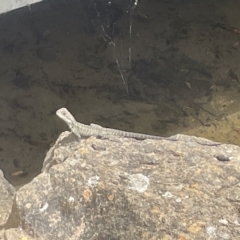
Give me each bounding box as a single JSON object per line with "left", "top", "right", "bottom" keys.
{"left": 0, "top": 0, "right": 42, "bottom": 14}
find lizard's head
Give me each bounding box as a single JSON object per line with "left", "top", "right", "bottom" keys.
{"left": 56, "top": 108, "right": 76, "bottom": 125}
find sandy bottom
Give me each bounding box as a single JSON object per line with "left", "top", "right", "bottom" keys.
{"left": 0, "top": 0, "right": 240, "bottom": 187}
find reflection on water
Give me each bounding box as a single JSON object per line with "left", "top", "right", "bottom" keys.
{"left": 0, "top": 0, "right": 240, "bottom": 186}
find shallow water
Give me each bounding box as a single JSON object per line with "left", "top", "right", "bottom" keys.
{"left": 0, "top": 0, "right": 239, "bottom": 187}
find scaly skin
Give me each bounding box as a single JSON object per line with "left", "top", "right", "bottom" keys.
{"left": 56, "top": 108, "right": 222, "bottom": 147}
{"left": 56, "top": 108, "right": 169, "bottom": 140}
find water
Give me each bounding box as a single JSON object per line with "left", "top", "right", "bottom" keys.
{"left": 0, "top": 0, "right": 239, "bottom": 187}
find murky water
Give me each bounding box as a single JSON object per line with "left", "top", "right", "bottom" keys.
{"left": 0, "top": 0, "right": 239, "bottom": 187}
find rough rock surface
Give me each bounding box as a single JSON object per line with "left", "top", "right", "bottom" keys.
{"left": 0, "top": 169, "right": 15, "bottom": 227}
{"left": 0, "top": 228, "right": 44, "bottom": 240}
{"left": 2, "top": 131, "right": 240, "bottom": 239}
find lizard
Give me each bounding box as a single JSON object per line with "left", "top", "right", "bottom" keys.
{"left": 56, "top": 107, "right": 175, "bottom": 140}
{"left": 56, "top": 108, "right": 223, "bottom": 147}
